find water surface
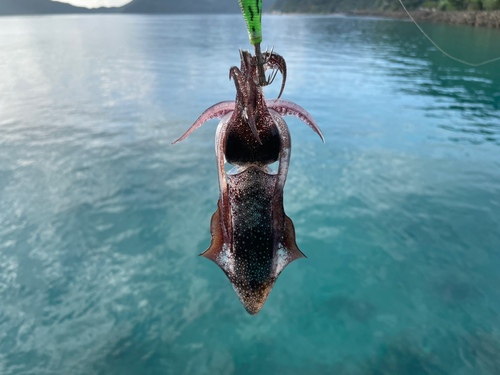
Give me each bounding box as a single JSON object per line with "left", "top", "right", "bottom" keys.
{"left": 1, "top": 14, "right": 500, "bottom": 375}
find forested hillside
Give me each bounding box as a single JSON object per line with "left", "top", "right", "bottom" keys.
{"left": 377, "top": 0, "right": 500, "bottom": 11}
{"left": 269, "top": 0, "right": 500, "bottom": 12}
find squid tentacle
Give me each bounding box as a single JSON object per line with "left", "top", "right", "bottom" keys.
{"left": 171, "top": 101, "right": 235, "bottom": 144}
{"left": 266, "top": 99, "right": 325, "bottom": 143}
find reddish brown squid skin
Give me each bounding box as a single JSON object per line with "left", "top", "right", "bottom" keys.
{"left": 173, "top": 50, "right": 324, "bottom": 315}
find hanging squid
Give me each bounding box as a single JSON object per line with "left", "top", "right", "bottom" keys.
{"left": 173, "top": 50, "right": 324, "bottom": 315}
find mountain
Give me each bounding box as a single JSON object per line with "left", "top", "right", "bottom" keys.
{"left": 121, "top": 0, "right": 274, "bottom": 14}
{"left": 0, "top": 0, "right": 275, "bottom": 16}
{"left": 0, "top": 0, "right": 121, "bottom": 15}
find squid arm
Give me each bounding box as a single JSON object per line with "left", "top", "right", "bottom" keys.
{"left": 231, "top": 64, "right": 262, "bottom": 145}
{"left": 266, "top": 99, "right": 325, "bottom": 143}
{"left": 171, "top": 101, "right": 235, "bottom": 144}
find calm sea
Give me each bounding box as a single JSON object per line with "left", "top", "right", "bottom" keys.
{"left": 1, "top": 14, "right": 500, "bottom": 375}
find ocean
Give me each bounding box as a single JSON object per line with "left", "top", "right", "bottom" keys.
{"left": 1, "top": 14, "right": 500, "bottom": 375}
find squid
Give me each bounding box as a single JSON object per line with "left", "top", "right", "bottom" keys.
{"left": 173, "top": 50, "right": 324, "bottom": 315}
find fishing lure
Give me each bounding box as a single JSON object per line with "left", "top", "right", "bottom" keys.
{"left": 173, "top": 50, "right": 324, "bottom": 315}
{"left": 238, "top": 0, "right": 274, "bottom": 87}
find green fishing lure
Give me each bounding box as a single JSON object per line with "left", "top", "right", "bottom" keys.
{"left": 238, "top": 0, "right": 263, "bottom": 45}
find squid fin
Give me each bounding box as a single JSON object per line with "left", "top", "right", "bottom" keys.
{"left": 283, "top": 215, "right": 307, "bottom": 261}
{"left": 274, "top": 215, "right": 306, "bottom": 278}
{"left": 199, "top": 206, "right": 225, "bottom": 263}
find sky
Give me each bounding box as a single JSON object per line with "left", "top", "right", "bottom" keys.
{"left": 52, "top": 0, "right": 133, "bottom": 8}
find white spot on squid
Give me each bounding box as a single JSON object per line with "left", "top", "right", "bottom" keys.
{"left": 274, "top": 244, "right": 291, "bottom": 277}
{"left": 216, "top": 244, "right": 235, "bottom": 275}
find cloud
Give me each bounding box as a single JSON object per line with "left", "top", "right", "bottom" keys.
{"left": 52, "top": 0, "right": 132, "bottom": 9}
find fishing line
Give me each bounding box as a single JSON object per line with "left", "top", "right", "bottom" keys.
{"left": 398, "top": 0, "right": 500, "bottom": 66}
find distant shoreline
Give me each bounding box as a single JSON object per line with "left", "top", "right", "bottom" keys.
{"left": 270, "top": 9, "right": 500, "bottom": 29}
{"left": 351, "top": 9, "right": 500, "bottom": 29}
{"left": 2, "top": 9, "right": 500, "bottom": 30}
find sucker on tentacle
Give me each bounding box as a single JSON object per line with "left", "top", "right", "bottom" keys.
{"left": 172, "top": 50, "right": 323, "bottom": 315}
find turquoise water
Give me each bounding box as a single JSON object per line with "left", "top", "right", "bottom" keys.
{"left": 1, "top": 14, "right": 500, "bottom": 374}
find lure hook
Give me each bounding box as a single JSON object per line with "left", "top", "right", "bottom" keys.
{"left": 253, "top": 44, "right": 276, "bottom": 87}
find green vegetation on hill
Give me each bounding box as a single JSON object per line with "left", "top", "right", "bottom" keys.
{"left": 377, "top": 0, "right": 500, "bottom": 11}
{"left": 270, "top": 0, "right": 500, "bottom": 12}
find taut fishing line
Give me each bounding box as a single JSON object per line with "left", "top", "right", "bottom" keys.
{"left": 398, "top": 0, "right": 500, "bottom": 66}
